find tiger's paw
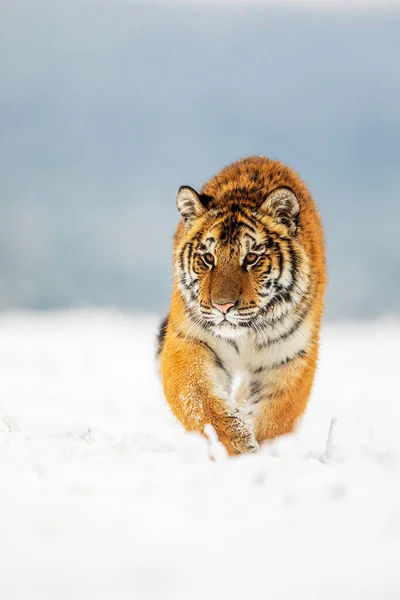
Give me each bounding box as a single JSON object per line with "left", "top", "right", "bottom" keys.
{"left": 230, "top": 427, "right": 259, "bottom": 455}
{"left": 219, "top": 412, "right": 259, "bottom": 455}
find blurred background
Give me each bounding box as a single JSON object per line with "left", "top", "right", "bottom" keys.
{"left": 1, "top": 0, "right": 399, "bottom": 320}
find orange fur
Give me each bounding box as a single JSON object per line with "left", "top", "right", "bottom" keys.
{"left": 159, "top": 156, "right": 326, "bottom": 455}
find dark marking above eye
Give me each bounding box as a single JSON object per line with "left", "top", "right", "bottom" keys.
{"left": 243, "top": 233, "right": 256, "bottom": 244}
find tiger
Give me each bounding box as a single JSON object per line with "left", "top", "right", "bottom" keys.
{"left": 158, "top": 156, "right": 326, "bottom": 455}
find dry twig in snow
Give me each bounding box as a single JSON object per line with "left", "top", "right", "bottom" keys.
{"left": 0, "top": 416, "right": 12, "bottom": 433}
{"left": 320, "top": 417, "right": 338, "bottom": 463}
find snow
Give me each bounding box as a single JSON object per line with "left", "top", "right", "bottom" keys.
{"left": 0, "top": 310, "right": 399, "bottom": 599}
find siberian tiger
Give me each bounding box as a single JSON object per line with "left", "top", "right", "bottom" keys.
{"left": 159, "top": 156, "right": 326, "bottom": 455}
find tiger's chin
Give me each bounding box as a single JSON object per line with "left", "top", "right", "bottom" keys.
{"left": 210, "top": 319, "right": 250, "bottom": 340}
{"left": 215, "top": 326, "right": 245, "bottom": 340}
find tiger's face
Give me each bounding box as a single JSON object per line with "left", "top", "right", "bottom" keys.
{"left": 175, "top": 186, "right": 310, "bottom": 339}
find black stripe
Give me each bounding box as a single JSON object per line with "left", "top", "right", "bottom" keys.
{"left": 245, "top": 210, "right": 264, "bottom": 229}
{"left": 187, "top": 279, "right": 198, "bottom": 290}
{"left": 226, "top": 339, "right": 239, "bottom": 354}
{"left": 195, "top": 339, "right": 231, "bottom": 379}
{"left": 178, "top": 246, "right": 186, "bottom": 275}
{"left": 157, "top": 314, "right": 169, "bottom": 357}
{"left": 242, "top": 233, "right": 256, "bottom": 245}
{"left": 179, "top": 242, "right": 197, "bottom": 290}
{"left": 263, "top": 234, "right": 274, "bottom": 249}
{"left": 275, "top": 240, "right": 284, "bottom": 282}
{"left": 249, "top": 380, "right": 264, "bottom": 404}
{"left": 270, "top": 349, "right": 307, "bottom": 369}
{"left": 286, "top": 239, "right": 298, "bottom": 291}
{"left": 240, "top": 222, "right": 257, "bottom": 234}
{"left": 178, "top": 244, "right": 190, "bottom": 289}
{"left": 176, "top": 333, "right": 231, "bottom": 378}
{"left": 210, "top": 213, "right": 257, "bottom": 237}
{"left": 186, "top": 242, "right": 193, "bottom": 276}
{"left": 257, "top": 292, "right": 314, "bottom": 348}
{"left": 250, "top": 381, "right": 263, "bottom": 396}
{"left": 258, "top": 266, "right": 273, "bottom": 298}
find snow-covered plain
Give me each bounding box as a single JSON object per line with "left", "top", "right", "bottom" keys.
{"left": 0, "top": 310, "right": 399, "bottom": 599}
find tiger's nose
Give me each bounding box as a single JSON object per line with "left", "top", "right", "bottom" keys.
{"left": 212, "top": 302, "right": 235, "bottom": 314}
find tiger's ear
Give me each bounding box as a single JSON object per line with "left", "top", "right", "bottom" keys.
{"left": 176, "top": 186, "right": 206, "bottom": 228}
{"left": 259, "top": 187, "right": 299, "bottom": 235}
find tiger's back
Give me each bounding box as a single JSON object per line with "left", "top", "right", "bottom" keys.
{"left": 159, "top": 156, "right": 326, "bottom": 455}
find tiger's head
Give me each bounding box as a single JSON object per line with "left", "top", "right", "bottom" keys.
{"left": 174, "top": 182, "right": 310, "bottom": 339}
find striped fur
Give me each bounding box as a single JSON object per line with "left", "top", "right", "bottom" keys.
{"left": 159, "top": 156, "right": 326, "bottom": 455}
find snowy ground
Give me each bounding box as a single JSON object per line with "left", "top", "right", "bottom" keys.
{"left": 0, "top": 310, "right": 399, "bottom": 599}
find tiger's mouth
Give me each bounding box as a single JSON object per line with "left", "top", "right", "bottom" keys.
{"left": 201, "top": 286, "right": 276, "bottom": 326}
{"left": 198, "top": 307, "right": 260, "bottom": 334}
{"left": 197, "top": 289, "right": 277, "bottom": 331}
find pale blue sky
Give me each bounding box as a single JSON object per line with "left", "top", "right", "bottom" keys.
{"left": 1, "top": 1, "right": 399, "bottom": 318}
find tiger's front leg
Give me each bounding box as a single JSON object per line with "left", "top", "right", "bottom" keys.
{"left": 160, "top": 335, "right": 258, "bottom": 456}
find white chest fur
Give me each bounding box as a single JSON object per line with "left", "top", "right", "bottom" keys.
{"left": 205, "top": 318, "right": 313, "bottom": 423}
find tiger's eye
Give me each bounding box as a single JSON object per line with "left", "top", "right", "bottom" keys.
{"left": 245, "top": 252, "right": 259, "bottom": 265}
{"left": 203, "top": 253, "right": 215, "bottom": 266}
